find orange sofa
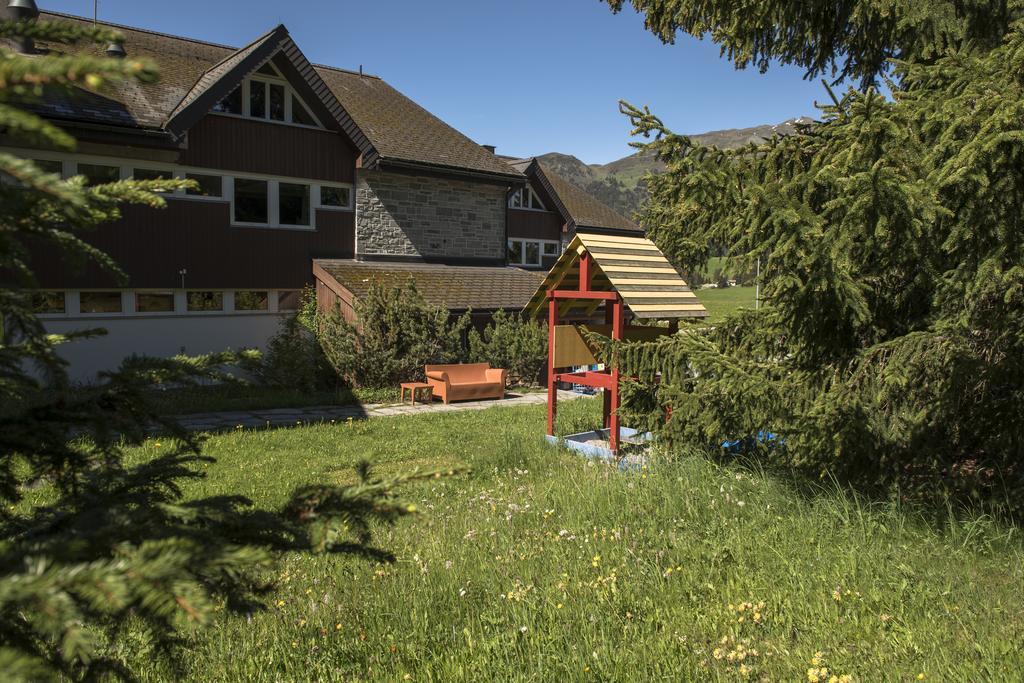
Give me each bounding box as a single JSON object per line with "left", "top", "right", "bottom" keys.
{"left": 424, "top": 363, "right": 507, "bottom": 404}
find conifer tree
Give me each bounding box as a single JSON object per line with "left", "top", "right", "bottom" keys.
{"left": 597, "top": 2, "right": 1024, "bottom": 513}
{"left": 1, "top": 17, "right": 430, "bottom": 679}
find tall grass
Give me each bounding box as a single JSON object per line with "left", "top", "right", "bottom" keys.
{"left": 97, "top": 399, "right": 1023, "bottom": 680}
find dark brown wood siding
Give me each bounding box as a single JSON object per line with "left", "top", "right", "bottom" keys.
{"left": 507, "top": 209, "right": 563, "bottom": 241}
{"left": 32, "top": 201, "right": 354, "bottom": 290}
{"left": 179, "top": 115, "right": 357, "bottom": 183}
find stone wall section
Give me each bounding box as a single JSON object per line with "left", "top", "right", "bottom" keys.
{"left": 355, "top": 169, "right": 506, "bottom": 260}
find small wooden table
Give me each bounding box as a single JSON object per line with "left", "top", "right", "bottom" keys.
{"left": 400, "top": 381, "right": 433, "bottom": 405}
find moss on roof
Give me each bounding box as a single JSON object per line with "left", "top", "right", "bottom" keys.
{"left": 315, "top": 260, "right": 544, "bottom": 311}
{"left": 19, "top": 11, "right": 522, "bottom": 179}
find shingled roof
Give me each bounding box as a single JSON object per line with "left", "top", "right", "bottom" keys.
{"left": 314, "top": 260, "right": 544, "bottom": 312}
{"left": 506, "top": 158, "right": 642, "bottom": 233}
{"left": 18, "top": 11, "right": 522, "bottom": 180}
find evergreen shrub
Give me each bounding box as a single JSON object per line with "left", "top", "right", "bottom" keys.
{"left": 317, "top": 279, "right": 469, "bottom": 388}
{"left": 468, "top": 309, "right": 547, "bottom": 386}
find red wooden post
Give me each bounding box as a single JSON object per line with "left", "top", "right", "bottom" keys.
{"left": 547, "top": 293, "right": 558, "bottom": 437}
{"left": 609, "top": 296, "right": 624, "bottom": 453}
{"left": 602, "top": 302, "right": 613, "bottom": 429}
{"left": 579, "top": 252, "right": 592, "bottom": 293}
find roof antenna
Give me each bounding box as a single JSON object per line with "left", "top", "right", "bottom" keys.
{"left": 93, "top": 0, "right": 97, "bottom": 23}
{"left": 359, "top": 64, "right": 363, "bottom": 77}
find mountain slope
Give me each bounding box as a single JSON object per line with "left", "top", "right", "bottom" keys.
{"left": 534, "top": 118, "right": 809, "bottom": 217}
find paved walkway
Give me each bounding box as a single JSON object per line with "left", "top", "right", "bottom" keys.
{"left": 172, "top": 390, "right": 587, "bottom": 433}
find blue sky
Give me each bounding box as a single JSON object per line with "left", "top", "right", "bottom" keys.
{"left": 44, "top": 0, "right": 826, "bottom": 165}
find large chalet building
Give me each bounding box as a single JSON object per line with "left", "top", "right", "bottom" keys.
{"left": 4, "top": 7, "right": 642, "bottom": 381}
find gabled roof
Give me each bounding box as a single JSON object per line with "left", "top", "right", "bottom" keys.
{"left": 314, "top": 260, "right": 544, "bottom": 312}
{"left": 507, "top": 158, "right": 642, "bottom": 233}
{"left": 314, "top": 67, "right": 521, "bottom": 180}
{"left": 524, "top": 233, "right": 707, "bottom": 320}
{"left": 18, "top": 11, "right": 523, "bottom": 181}
{"left": 164, "top": 25, "right": 287, "bottom": 137}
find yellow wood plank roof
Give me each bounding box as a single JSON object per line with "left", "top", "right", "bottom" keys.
{"left": 523, "top": 233, "right": 708, "bottom": 320}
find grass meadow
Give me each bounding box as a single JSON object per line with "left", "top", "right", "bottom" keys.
{"left": 82, "top": 397, "right": 1024, "bottom": 681}
{"left": 695, "top": 286, "right": 758, "bottom": 323}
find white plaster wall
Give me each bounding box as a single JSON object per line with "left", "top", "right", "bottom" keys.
{"left": 42, "top": 314, "right": 286, "bottom": 384}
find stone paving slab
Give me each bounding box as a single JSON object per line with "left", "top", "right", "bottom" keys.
{"left": 169, "top": 390, "right": 584, "bottom": 433}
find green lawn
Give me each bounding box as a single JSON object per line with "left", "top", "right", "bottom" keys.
{"left": 143, "top": 384, "right": 398, "bottom": 415}
{"left": 696, "top": 285, "right": 758, "bottom": 322}
{"left": 87, "top": 398, "right": 1022, "bottom": 681}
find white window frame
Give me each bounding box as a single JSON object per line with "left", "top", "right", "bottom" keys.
{"left": 32, "top": 289, "right": 302, "bottom": 319}
{"left": 0, "top": 148, "right": 354, "bottom": 229}
{"left": 77, "top": 290, "right": 129, "bottom": 317}
{"left": 30, "top": 290, "right": 69, "bottom": 317}
{"left": 228, "top": 177, "right": 315, "bottom": 230}
{"left": 509, "top": 185, "right": 547, "bottom": 211}
{"left": 508, "top": 238, "right": 559, "bottom": 267}
{"left": 315, "top": 183, "right": 354, "bottom": 211}
{"left": 133, "top": 290, "right": 178, "bottom": 315}
{"left": 212, "top": 59, "right": 325, "bottom": 130}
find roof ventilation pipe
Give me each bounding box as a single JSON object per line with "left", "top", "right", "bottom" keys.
{"left": 105, "top": 41, "right": 126, "bottom": 58}
{"left": 7, "top": 0, "right": 40, "bottom": 53}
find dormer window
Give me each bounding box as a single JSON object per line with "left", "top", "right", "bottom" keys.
{"left": 509, "top": 185, "right": 546, "bottom": 211}
{"left": 211, "top": 59, "right": 322, "bottom": 128}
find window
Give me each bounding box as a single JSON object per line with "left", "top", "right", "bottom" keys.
{"left": 187, "top": 291, "right": 223, "bottom": 312}
{"left": 507, "top": 240, "right": 523, "bottom": 265}
{"left": 185, "top": 173, "right": 222, "bottom": 198}
{"left": 234, "top": 291, "right": 268, "bottom": 311}
{"left": 34, "top": 159, "right": 63, "bottom": 176}
{"left": 279, "top": 182, "right": 310, "bottom": 226}
{"left": 277, "top": 290, "right": 301, "bottom": 311}
{"left": 211, "top": 66, "right": 322, "bottom": 128}
{"left": 77, "top": 163, "right": 120, "bottom": 186}
{"left": 509, "top": 186, "right": 546, "bottom": 211}
{"left": 80, "top": 291, "right": 122, "bottom": 314}
{"left": 1, "top": 158, "right": 62, "bottom": 186}
{"left": 234, "top": 178, "right": 268, "bottom": 223}
{"left": 508, "top": 239, "right": 558, "bottom": 267}
{"left": 136, "top": 292, "right": 175, "bottom": 313}
{"left": 268, "top": 83, "right": 286, "bottom": 121}
{"left": 525, "top": 241, "right": 540, "bottom": 265}
{"left": 32, "top": 291, "right": 65, "bottom": 314}
{"left": 212, "top": 85, "right": 242, "bottom": 114}
{"left": 249, "top": 81, "right": 266, "bottom": 118}
{"left": 133, "top": 168, "right": 170, "bottom": 181}
{"left": 319, "top": 185, "right": 351, "bottom": 209}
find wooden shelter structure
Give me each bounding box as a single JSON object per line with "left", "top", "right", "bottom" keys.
{"left": 524, "top": 233, "right": 708, "bottom": 454}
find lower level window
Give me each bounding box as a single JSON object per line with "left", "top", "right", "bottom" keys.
{"left": 234, "top": 179, "right": 268, "bottom": 223}
{"left": 32, "top": 291, "right": 65, "bottom": 314}
{"left": 77, "top": 163, "right": 120, "bottom": 187}
{"left": 508, "top": 239, "right": 559, "bottom": 267}
{"left": 277, "top": 290, "right": 301, "bottom": 311}
{"left": 185, "top": 173, "right": 222, "bottom": 198}
{"left": 80, "top": 291, "right": 122, "bottom": 314}
{"left": 187, "top": 291, "right": 223, "bottom": 312}
{"left": 136, "top": 292, "right": 175, "bottom": 313}
{"left": 279, "top": 182, "right": 310, "bottom": 226}
{"left": 234, "top": 290, "right": 268, "bottom": 311}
